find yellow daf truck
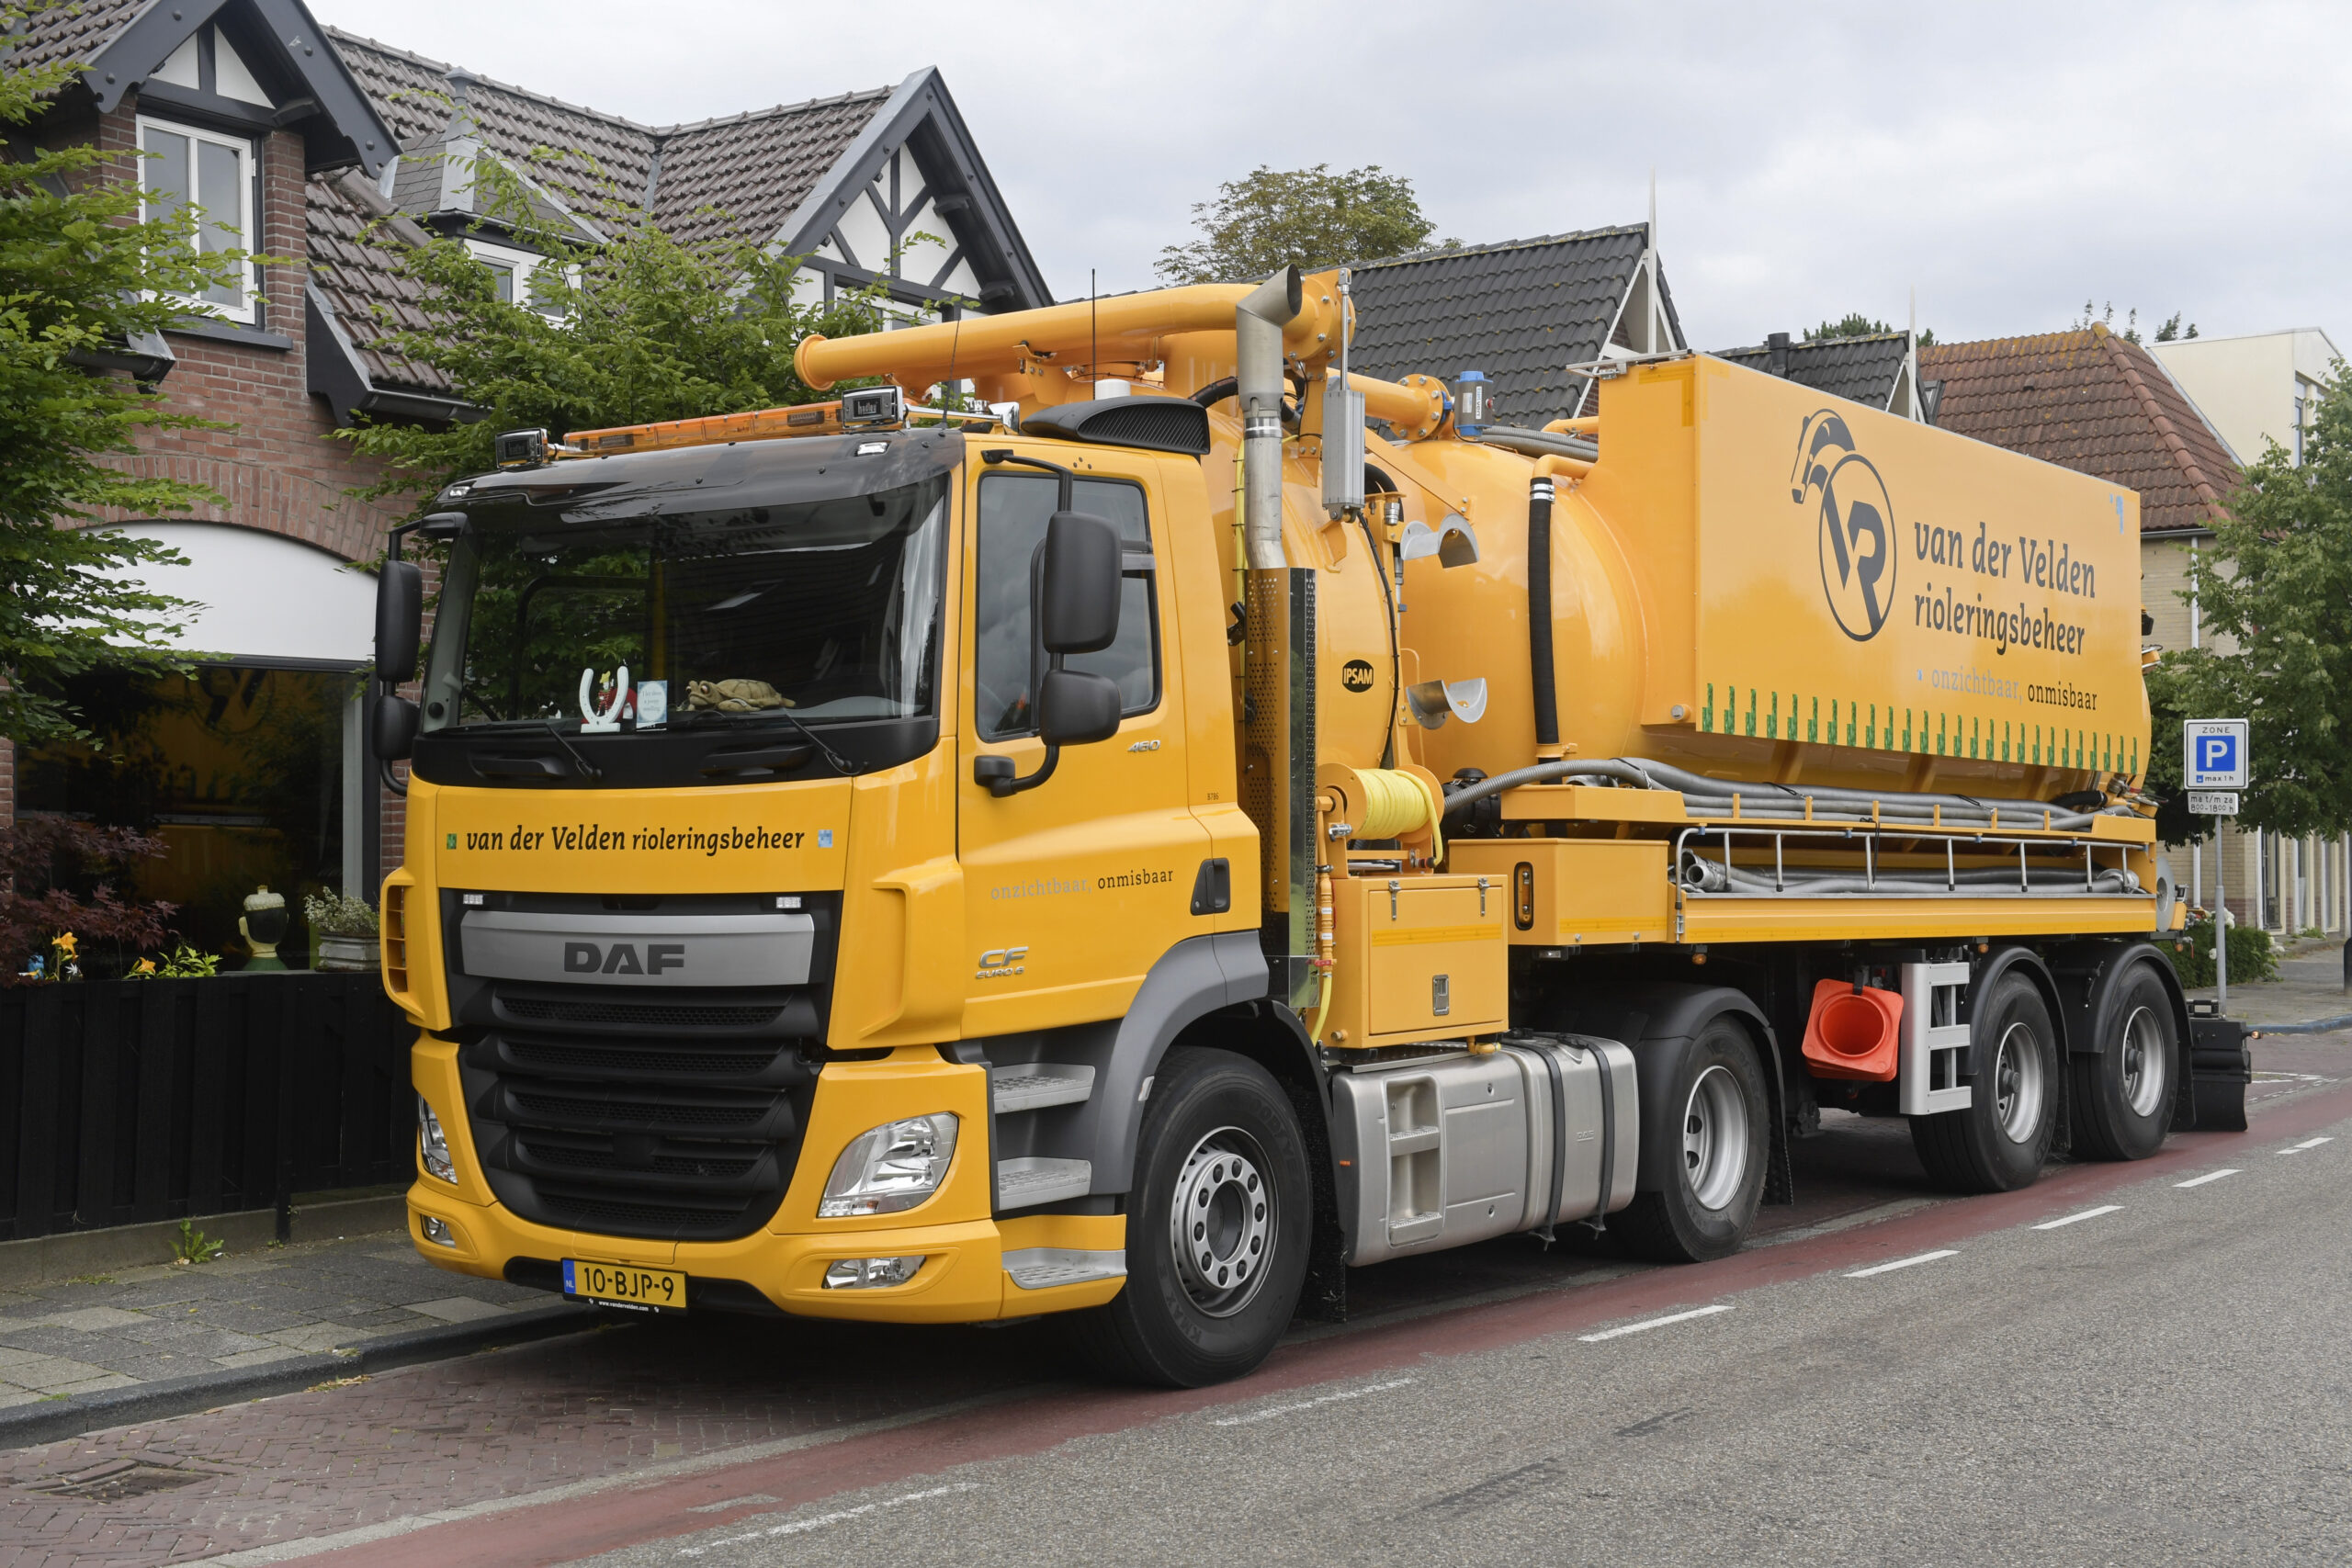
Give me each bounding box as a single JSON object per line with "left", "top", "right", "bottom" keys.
{"left": 375, "top": 268, "right": 2248, "bottom": 1386}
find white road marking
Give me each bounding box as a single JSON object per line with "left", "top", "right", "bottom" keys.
{"left": 1846, "top": 1249, "right": 1960, "bottom": 1279}
{"left": 2281, "top": 1136, "right": 2335, "bottom": 1153}
{"left": 2031, "top": 1204, "right": 2123, "bottom": 1231}
{"left": 676, "top": 1483, "right": 979, "bottom": 1556}
{"left": 1577, "top": 1303, "right": 1734, "bottom": 1342}
{"left": 1210, "top": 1377, "right": 1416, "bottom": 1427}
{"left": 2175, "top": 1168, "right": 2242, "bottom": 1188}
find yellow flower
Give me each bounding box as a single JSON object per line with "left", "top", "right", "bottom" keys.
{"left": 131, "top": 957, "right": 156, "bottom": 976}
{"left": 54, "top": 933, "right": 77, "bottom": 957}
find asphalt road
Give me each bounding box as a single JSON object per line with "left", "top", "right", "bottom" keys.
{"left": 567, "top": 1109, "right": 2352, "bottom": 1568}
{"left": 4, "top": 1041, "right": 2344, "bottom": 1567}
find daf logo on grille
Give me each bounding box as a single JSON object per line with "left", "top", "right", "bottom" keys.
{"left": 564, "top": 941, "right": 686, "bottom": 976}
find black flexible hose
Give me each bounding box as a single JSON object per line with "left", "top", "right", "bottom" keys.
{"left": 1189, "top": 377, "right": 1238, "bottom": 408}
{"left": 1527, "top": 477, "right": 1561, "bottom": 750}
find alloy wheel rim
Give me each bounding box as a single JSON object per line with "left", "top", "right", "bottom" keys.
{"left": 1682, "top": 1065, "right": 1750, "bottom": 1212}
{"left": 1168, "top": 1126, "right": 1274, "bottom": 1317}
{"left": 1994, "top": 1021, "right": 2046, "bottom": 1143}
{"left": 2119, "top": 1005, "right": 2166, "bottom": 1118}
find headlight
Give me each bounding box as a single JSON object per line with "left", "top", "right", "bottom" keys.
{"left": 818, "top": 1113, "right": 958, "bottom": 1217}
{"left": 417, "top": 1095, "right": 458, "bottom": 1184}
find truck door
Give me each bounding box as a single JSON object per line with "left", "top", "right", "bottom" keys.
{"left": 957, "top": 454, "right": 1208, "bottom": 1034}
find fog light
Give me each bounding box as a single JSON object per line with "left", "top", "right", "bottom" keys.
{"left": 818, "top": 1113, "right": 958, "bottom": 1217}
{"left": 822, "top": 1256, "right": 923, "bottom": 1290}
{"left": 421, "top": 1214, "right": 457, "bottom": 1247}
{"left": 417, "top": 1095, "right": 457, "bottom": 1183}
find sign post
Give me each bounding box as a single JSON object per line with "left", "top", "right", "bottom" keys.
{"left": 2186, "top": 720, "right": 2251, "bottom": 1010}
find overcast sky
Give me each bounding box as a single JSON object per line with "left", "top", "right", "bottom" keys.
{"left": 308, "top": 0, "right": 2350, "bottom": 353}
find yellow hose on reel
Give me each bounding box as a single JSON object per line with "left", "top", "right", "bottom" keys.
{"left": 1308, "top": 767, "right": 1446, "bottom": 1044}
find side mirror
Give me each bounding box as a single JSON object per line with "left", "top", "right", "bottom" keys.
{"left": 376, "top": 559, "right": 424, "bottom": 684}
{"left": 1037, "top": 669, "right": 1120, "bottom": 746}
{"left": 372, "top": 692, "right": 419, "bottom": 761}
{"left": 1038, "top": 512, "right": 1121, "bottom": 654}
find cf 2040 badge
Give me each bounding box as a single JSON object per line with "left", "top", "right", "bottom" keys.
{"left": 975, "top": 945, "right": 1028, "bottom": 979}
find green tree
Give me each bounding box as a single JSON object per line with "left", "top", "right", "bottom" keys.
{"left": 1804, "top": 313, "right": 1933, "bottom": 345}
{"left": 0, "top": 19, "right": 241, "bottom": 745}
{"left": 2147, "top": 365, "right": 2352, "bottom": 837}
{"left": 1155, "top": 164, "right": 1448, "bottom": 286}
{"left": 2155, "top": 311, "right": 2199, "bottom": 342}
{"left": 336, "top": 152, "right": 895, "bottom": 500}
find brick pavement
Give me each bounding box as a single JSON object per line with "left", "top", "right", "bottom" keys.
{"left": 0, "top": 1234, "right": 545, "bottom": 1412}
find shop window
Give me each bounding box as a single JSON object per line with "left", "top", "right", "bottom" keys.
{"left": 18, "top": 667, "right": 364, "bottom": 966}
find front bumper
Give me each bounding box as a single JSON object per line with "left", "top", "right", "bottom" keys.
{"left": 409, "top": 1035, "right": 1124, "bottom": 1323}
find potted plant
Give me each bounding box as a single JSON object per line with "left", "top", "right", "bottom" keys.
{"left": 304, "top": 889, "right": 380, "bottom": 973}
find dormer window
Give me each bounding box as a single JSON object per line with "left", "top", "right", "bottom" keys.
{"left": 137, "top": 116, "right": 258, "bottom": 323}
{"left": 464, "top": 238, "right": 571, "bottom": 321}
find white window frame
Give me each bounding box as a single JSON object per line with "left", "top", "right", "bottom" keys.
{"left": 135, "top": 114, "right": 258, "bottom": 324}
{"left": 464, "top": 238, "right": 575, "bottom": 321}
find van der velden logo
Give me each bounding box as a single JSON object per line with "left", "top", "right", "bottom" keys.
{"left": 1794, "top": 410, "right": 1896, "bottom": 642}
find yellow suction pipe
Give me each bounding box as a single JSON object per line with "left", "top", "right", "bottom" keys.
{"left": 795, "top": 279, "right": 1345, "bottom": 400}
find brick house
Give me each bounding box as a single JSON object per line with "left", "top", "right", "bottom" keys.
{"left": 3, "top": 0, "right": 1046, "bottom": 961}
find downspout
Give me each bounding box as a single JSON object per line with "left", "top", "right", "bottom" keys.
{"left": 1238, "top": 267, "right": 1303, "bottom": 569}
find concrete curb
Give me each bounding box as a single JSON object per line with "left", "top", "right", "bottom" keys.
{"left": 2250, "top": 1013, "right": 2352, "bottom": 1036}
{"left": 0, "top": 1195, "right": 412, "bottom": 1289}
{"left": 0, "top": 1301, "right": 597, "bottom": 1450}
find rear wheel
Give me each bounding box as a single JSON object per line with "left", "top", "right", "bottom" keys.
{"left": 1615, "top": 1021, "right": 1769, "bottom": 1263}
{"left": 1911, "top": 971, "right": 2058, "bottom": 1192}
{"left": 1069, "top": 1047, "right": 1310, "bottom": 1388}
{"left": 2072, "top": 964, "right": 2178, "bottom": 1160}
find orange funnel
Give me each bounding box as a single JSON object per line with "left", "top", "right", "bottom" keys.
{"left": 1801, "top": 979, "right": 1904, "bottom": 1082}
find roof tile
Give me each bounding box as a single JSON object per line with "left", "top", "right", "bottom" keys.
{"left": 1346, "top": 226, "right": 1660, "bottom": 428}
{"left": 1919, "top": 328, "right": 2242, "bottom": 534}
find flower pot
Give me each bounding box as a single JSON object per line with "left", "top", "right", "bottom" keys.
{"left": 316, "top": 933, "right": 381, "bottom": 974}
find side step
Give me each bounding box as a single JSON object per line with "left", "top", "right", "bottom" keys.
{"left": 997, "top": 1156, "right": 1091, "bottom": 1210}
{"left": 990, "top": 1064, "right": 1095, "bottom": 1114}
{"left": 1003, "top": 1247, "right": 1125, "bottom": 1291}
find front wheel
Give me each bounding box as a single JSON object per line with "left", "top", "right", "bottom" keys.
{"left": 1069, "top": 1047, "right": 1311, "bottom": 1388}
{"left": 1614, "top": 1021, "right": 1770, "bottom": 1263}
{"left": 1911, "top": 970, "right": 2059, "bottom": 1192}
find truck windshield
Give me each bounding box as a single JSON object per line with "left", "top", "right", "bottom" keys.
{"left": 419, "top": 477, "right": 946, "bottom": 735}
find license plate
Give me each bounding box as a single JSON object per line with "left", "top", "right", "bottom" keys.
{"left": 561, "top": 1259, "right": 687, "bottom": 1312}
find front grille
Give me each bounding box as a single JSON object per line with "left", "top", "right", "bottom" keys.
{"left": 504, "top": 1038, "right": 779, "bottom": 1077}
{"left": 501, "top": 996, "right": 786, "bottom": 1030}
{"left": 509, "top": 1089, "right": 769, "bottom": 1130}
{"left": 460, "top": 976, "right": 821, "bottom": 1244}
{"left": 522, "top": 1140, "right": 762, "bottom": 1180}
{"left": 537, "top": 1190, "right": 746, "bottom": 1232}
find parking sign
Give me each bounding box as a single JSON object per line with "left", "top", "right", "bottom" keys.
{"left": 2184, "top": 718, "right": 2249, "bottom": 789}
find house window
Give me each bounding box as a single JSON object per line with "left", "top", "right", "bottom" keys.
{"left": 137, "top": 116, "right": 256, "bottom": 323}
{"left": 464, "top": 238, "right": 571, "bottom": 319}
{"left": 2294, "top": 388, "right": 2307, "bottom": 466}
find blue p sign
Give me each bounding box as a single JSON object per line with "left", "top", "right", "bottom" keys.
{"left": 2186, "top": 719, "right": 2249, "bottom": 787}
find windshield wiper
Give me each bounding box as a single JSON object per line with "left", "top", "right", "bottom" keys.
{"left": 767, "top": 705, "right": 857, "bottom": 776}
{"left": 544, "top": 719, "right": 604, "bottom": 780}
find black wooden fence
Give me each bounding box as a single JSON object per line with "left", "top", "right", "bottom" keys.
{"left": 0, "top": 973, "right": 413, "bottom": 1243}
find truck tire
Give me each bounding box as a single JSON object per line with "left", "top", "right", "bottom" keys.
{"left": 2071, "top": 963, "right": 2178, "bottom": 1160}
{"left": 1069, "top": 1047, "right": 1311, "bottom": 1388}
{"left": 1614, "top": 1021, "right": 1769, "bottom": 1263}
{"left": 1910, "top": 972, "right": 2058, "bottom": 1192}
